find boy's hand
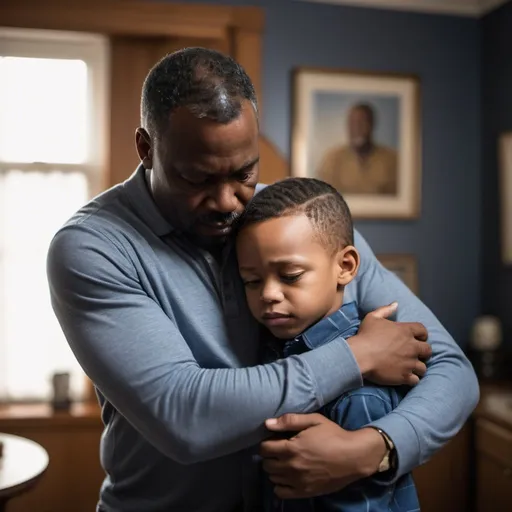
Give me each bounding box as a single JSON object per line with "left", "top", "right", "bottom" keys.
{"left": 348, "top": 302, "right": 431, "bottom": 386}
{"left": 260, "top": 413, "right": 386, "bottom": 499}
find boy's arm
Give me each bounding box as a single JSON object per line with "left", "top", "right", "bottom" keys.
{"left": 328, "top": 387, "right": 395, "bottom": 431}
{"left": 353, "top": 229, "right": 479, "bottom": 477}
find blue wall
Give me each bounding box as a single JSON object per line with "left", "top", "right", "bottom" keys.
{"left": 169, "top": 0, "right": 482, "bottom": 345}
{"left": 482, "top": 1, "right": 512, "bottom": 344}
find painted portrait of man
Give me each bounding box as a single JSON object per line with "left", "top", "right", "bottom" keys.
{"left": 317, "top": 102, "right": 398, "bottom": 195}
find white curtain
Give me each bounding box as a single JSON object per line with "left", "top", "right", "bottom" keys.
{"left": 0, "top": 31, "right": 108, "bottom": 402}
{"left": 0, "top": 170, "right": 88, "bottom": 401}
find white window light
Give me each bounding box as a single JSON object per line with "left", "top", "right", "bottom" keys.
{"left": 0, "top": 27, "right": 109, "bottom": 402}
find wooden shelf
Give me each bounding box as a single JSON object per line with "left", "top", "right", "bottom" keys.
{"left": 0, "top": 402, "right": 101, "bottom": 429}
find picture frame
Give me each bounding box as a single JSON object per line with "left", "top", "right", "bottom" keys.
{"left": 377, "top": 254, "right": 419, "bottom": 295}
{"left": 500, "top": 132, "right": 512, "bottom": 264}
{"left": 291, "top": 67, "right": 421, "bottom": 219}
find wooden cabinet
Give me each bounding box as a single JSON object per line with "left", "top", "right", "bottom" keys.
{"left": 474, "top": 389, "right": 512, "bottom": 512}
{"left": 476, "top": 452, "right": 512, "bottom": 510}
{"left": 407, "top": 384, "right": 512, "bottom": 512}
{"left": 412, "top": 425, "right": 470, "bottom": 512}
{"left": 0, "top": 403, "right": 104, "bottom": 512}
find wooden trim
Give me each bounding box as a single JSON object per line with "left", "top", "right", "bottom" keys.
{"left": 0, "top": 0, "right": 264, "bottom": 37}
{"left": 259, "top": 136, "right": 289, "bottom": 184}
{"left": 0, "top": 403, "right": 101, "bottom": 429}
{"left": 231, "top": 27, "right": 263, "bottom": 114}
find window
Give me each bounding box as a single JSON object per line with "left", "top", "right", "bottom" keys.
{"left": 0, "top": 28, "right": 108, "bottom": 401}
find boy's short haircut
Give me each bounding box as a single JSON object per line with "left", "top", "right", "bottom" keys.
{"left": 237, "top": 177, "right": 354, "bottom": 252}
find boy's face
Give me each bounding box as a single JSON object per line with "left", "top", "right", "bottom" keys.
{"left": 236, "top": 213, "right": 359, "bottom": 339}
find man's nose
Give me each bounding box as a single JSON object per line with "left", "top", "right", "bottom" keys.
{"left": 209, "top": 183, "right": 239, "bottom": 213}
{"left": 261, "top": 280, "right": 284, "bottom": 303}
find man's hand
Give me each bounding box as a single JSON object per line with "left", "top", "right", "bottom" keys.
{"left": 260, "top": 413, "right": 386, "bottom": 499}
{"left": 348, "top": 302, "right": 431, "bottom": 386}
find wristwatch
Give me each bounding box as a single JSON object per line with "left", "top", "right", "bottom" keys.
{"left": 370, "top": 427, "right": 396, "bottom": 472}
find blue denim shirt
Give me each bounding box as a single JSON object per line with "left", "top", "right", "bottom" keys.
{"left": 266, "top": 302, "right": 420, "bottom": 512}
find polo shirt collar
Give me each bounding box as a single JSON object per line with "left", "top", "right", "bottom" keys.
{"left": 122, "top": 164, "right": 175, "bottom": 237}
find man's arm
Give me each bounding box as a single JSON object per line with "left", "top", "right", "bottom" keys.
{"left": 353, "top": 229, "right": 479, "bottom": 476}
{"left": 47, "top": 224, "right": 363, "bottom": 465}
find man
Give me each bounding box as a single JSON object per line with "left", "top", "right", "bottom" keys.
{"left": 47, "top": 48, "right": 478, "bottom": 512}
{"left": 317, "top": 103, "right": 398, "bottom": 195}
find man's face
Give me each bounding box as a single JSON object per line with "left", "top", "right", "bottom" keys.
{"left": 136, "top": 100, "right": 259, "bottom": 247}
{"left": 348, "top": 107, "right": 373, "bottom": 149}
{"left": 236, "top": 214, "right": 346, "bottom": 339}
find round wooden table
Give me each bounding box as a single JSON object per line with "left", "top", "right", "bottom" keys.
{"left": 0, "top": 433, "right": 49, "bottom": 511}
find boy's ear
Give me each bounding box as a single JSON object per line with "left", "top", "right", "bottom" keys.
{"left": 336, "top": 245, "right": 360, "bottom": 286}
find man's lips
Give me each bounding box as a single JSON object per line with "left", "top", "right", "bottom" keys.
{"left": 198, "top": 220, "right": 234, "bottom": 234}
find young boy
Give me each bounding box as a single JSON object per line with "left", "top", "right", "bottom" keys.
{"left": 235, "top": 177, "right": 420, "bottom": 512}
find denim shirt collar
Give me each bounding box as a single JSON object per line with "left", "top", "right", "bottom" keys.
{"left": 295, "top": 301, "right": 360, "bottom": 351}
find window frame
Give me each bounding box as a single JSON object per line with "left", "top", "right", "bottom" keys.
{"left": 0, "top": 27, "right": 109, "bottom": 195}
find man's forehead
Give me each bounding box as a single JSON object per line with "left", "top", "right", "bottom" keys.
{"left": 165, "top": 117, "right": 257, "bottom": 160}
{"left": 172, "top": 155, "right": 259, "bottom": 176}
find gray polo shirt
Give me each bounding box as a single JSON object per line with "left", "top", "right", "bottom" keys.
{"left": 47, "top": 165, "right": 479, "bottom": 512}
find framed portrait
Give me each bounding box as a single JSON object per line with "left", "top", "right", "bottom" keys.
{"left": 377, "top": 254, "right": 419, "bottom": 295}
{"left": 500, "top": 133, "right": 512, "bottom": 264}
{"left": 291, "top": 68, "right": 421, "bottom": 219}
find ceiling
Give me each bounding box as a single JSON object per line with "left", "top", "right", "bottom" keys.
{"left": 298, "top": 0, "right": 509, "bottom": 17}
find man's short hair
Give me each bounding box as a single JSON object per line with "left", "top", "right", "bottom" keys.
{"left": 237, "top": 177, "right": 354, "bottom": 252}
{"left": 141, "top": 47, "right": 258, "bottom": 137}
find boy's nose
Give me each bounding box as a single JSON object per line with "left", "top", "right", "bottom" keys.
{"left": 260, "top": 281, "right": 284, "bottom": 303}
